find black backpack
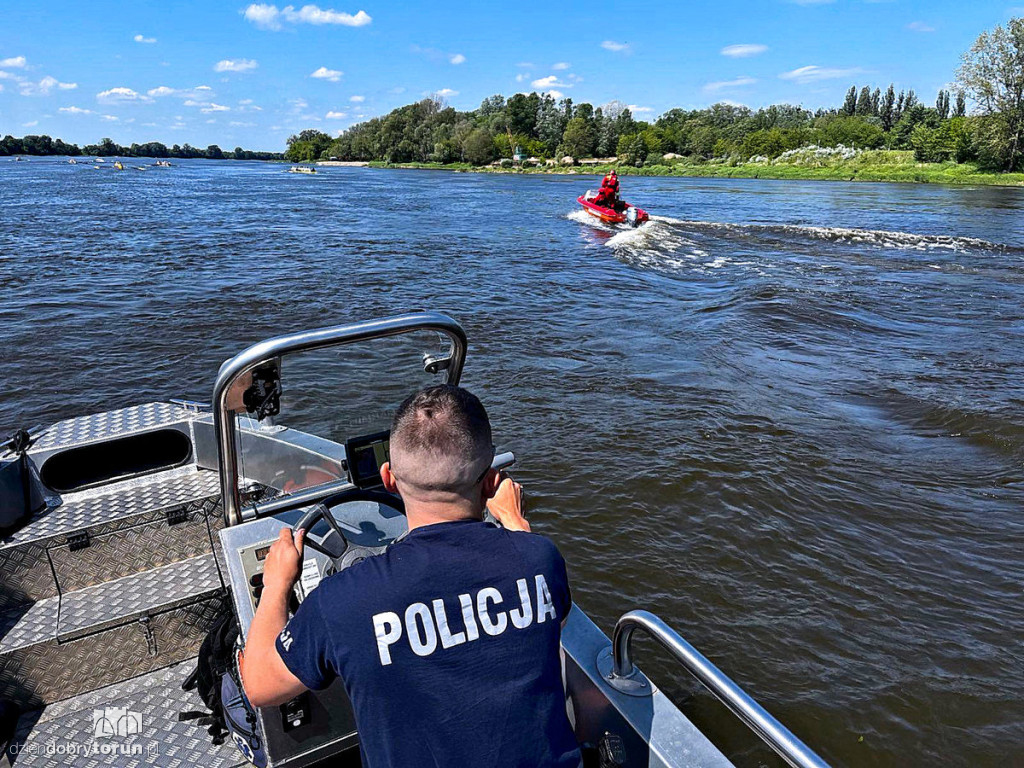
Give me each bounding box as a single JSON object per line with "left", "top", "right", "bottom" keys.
{"left": 180, "top": 607, "right": 266, "bottom": 765}
{"left": 180, "top": 608, "right": 238, "bottom": 744}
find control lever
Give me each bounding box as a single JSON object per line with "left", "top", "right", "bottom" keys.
{"left": 492, "top": 451, "right": 516, "bottom": 472}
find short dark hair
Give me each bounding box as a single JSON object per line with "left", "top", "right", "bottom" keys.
{"left": 389, "top": 385, "right": 493, "bottom": 493}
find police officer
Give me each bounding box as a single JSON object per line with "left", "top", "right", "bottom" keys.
{"left": 241, "top": 385, "right": 581, "bottom": 768}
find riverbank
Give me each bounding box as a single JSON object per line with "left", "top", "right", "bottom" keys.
{"left": 365, "top": 152, "right": 1024, "bottom": 186}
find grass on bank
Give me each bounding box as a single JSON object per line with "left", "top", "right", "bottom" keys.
{"left": 367, "top": 151, "right": 1024, "bottom": 186}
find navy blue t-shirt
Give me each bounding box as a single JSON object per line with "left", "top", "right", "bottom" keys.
{"left": 275, "top": 519, "right": 581, "bottom": 768}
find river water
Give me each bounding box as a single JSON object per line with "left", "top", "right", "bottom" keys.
{"left": 1, "top": 160, "right": 1022, "bottom": 766}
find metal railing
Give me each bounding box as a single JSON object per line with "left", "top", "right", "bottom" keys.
{"left": 610, "top": 610, "right": 831, "bottom": 768}
{"left": 213, "top": 312, "right": 468, "bottom": 527}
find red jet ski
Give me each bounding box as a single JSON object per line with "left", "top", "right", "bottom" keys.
{"left": 578, "top": 190, "right": 650, "bottom": 227}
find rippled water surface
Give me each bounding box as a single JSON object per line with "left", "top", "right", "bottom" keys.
{"left": 2, "top": 160, "right": 1023, "bottom": 767}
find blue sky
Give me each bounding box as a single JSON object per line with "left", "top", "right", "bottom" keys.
{"left": 1, "top": 0, "right": 1020, "bottom": 151}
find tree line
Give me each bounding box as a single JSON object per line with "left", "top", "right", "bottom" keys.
{"left": 288, "top": 17, "right": 1023, "bottom": 172}
{"left": 0, "top": 135, "right": 282, "bottom": 161}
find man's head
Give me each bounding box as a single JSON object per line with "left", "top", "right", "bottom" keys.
{"left": 380, "top": 385, "right": 499, "bottom": 518}
{"left": 611, "top": 169, "right": 617, "bottom": 177}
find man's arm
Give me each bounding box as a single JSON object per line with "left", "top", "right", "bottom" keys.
{"left": 487, "top": 473, "right": 531, "bottom": 532}
{"left": 239, "top": 527, "right": 309, "bottom": 707}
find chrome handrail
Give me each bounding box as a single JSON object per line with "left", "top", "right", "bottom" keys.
{"left": 610, "top": 610, "right": 831, "bottom": 768}
{"left": 213, "top": 312, "right": 468, "bottom": 527}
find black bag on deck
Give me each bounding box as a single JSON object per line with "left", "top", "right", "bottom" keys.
{"left": 180, "top": 608, "right": 266, "bottom": 766}
{"left": 0, "top": 430, "right": 46, "bottom": 534}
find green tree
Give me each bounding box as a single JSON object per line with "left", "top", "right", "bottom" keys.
{"left": 462, "top": 128, "right": 496, "bottom": 165}
{"left": 843, "top": 86, "right": 858, "bottom": 116}
{"left": 880, "top": 85, "right": 897, "bottom": 131}
{"left": 956, "top": 16, "right": 1024, "bottom": 171}
{"left": 559, "top": 116, "right": 596, "bottom": 159}
{"left": 813, "top": 115, "right": 885, "bottom": 148}
{"left": 855, "top": 86, "right": 873, "bottom": 116}
{"left": 954, "top": 91, "right": 967, "bottom": 118}
{"left": 206, "top": 144, "right": 224, "bottom": 160}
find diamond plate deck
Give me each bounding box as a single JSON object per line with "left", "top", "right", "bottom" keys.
{"left": 0, "top": 596, "right": 225, "bottom": 709}
{"left": 8, "top": 660, "right": 247, "bottom": 768}
{"left": 25, "top": 403, "right": 195, "bottom": 456}
{"left": 2, "top": 468, "right": 221, "bottom": 547}
{"left": 57, "top": 555, "right": 223, "bottom": 642}
{"left": 0, "top": 469, "right": 221, "bottom": 613}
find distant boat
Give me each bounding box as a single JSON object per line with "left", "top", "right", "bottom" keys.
{"left": 67, "top": 158, "right": 78, "bottom": 165}
{"left": 94, "top": 158, "right": 105, "bottom": 163}
{"left": 288, "top": 165, "right": 316, "bottom": 174}
{"left": 153, "top": 160, "right": 172, "bottom": 167}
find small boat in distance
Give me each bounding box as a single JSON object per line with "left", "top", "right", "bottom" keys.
{"left": 67, "top": 158, "right": 78, "bottom": 165}
{"left": 153, "top": 160, "right": 172, "bottom": 167}
{"left": 288, "top": 165, "right": 317, "bottom": 174}
{"left": 578, "top": 190, "right": 650, "bottom": 227}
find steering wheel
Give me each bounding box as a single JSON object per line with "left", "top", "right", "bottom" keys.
{"left": 293, "top": 487, "right": 406, "bottom": 572}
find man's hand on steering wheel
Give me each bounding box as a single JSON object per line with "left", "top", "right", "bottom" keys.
{"left": 263, "top": 527, "right": 306, "bottom": 595}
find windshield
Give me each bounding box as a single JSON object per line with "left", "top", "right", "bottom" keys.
{"left": 230, "top": 327, "right": 458, "bottom": 502}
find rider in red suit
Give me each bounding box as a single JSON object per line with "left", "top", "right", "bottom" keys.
{"left": 594, "top": 170, "right": 620, "bottom": 208}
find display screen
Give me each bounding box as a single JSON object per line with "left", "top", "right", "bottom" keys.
{"left": 255, "top": 545, "right": 271, "bottom": 561}
{"left": 346, "top": 431, "right": 391, "bottom": 488}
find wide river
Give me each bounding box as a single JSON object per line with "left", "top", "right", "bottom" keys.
{"left": 1, "top": 160, "right": 1022, "bottom": 767}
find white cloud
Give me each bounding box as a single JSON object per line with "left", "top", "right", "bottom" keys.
{"left": 532, "top": 75, "right": 570, "bottom": 89}
{"left": 239, "top": 98, "right": 254, "bottom": 104}
{"left": 545, "top": 90, "right": 564, "bottom": 99}
{"left": 23, "top": 120, "right": 38, "bottom": 127}
{"left": 230, "top": 120, "right": 257, "bottom": 127}
{"left": 243, "top": 4, "right": 372, "bottom": 30}
{"left": 0, "top": 84, "right": 4, "bottom": 92}
{"left": 59, "top": 106, "right": 92, "bottom": 114}
{"left": 310, "top": 66, "right": 343, "bottom": 81}
{"left": 704, "top": 76, "right": 758, "bottom": 92}
{"left": 349, "top": 94, "right": 364, "bottom": 102}
{"left": 101, "top": 115, "right": 119, "bottom": 121}
{"left": 22, "top": 76, "right": 78, "bottom": 95}
{"left": 721, "top": 44, "right": 768, "bottom": 58}
{"left": 97, "top": 86, "right": 148, "bottom": 103}
{"left": 906, "top": 21, "right": 936, "bottom": 32}
{"left": 515, "top": 73, "right": 528, "bottom": 83}
{"left": 0, "top": 71, "right": 18, "bottom": 81}
{"left": 201, "top": 103, "right": 230, "bottom": 112}
{"left": 449, "top": 53, "right": 466, "bottom": 65}
{"left": 214, "top": 59, "right": 258, "bottom": 73}
{"left": 147, "top": 85, "right": 213, "bottom": 98}
{"left": 552, "top": 61, "right": 570, "bottom": 70}
{"left": 601, "top": 40, "right": 630, "bottom": 53}
{"left": 326, "top": 110, "right": 347, "bottom": 118}
{"left": 435, "top": 88, "right": 458, "bottom": 97}
{"left": 0, "top": 55, "right": 26, "bottom": 68}
{"left": 627, "top": 104, "right": 653, "bottom": 113}
{"left": 133, "top": 34, "right": 157, "bottom": 43}
{"left": 779, "top": 65, "right": 865, "bottom": 84}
